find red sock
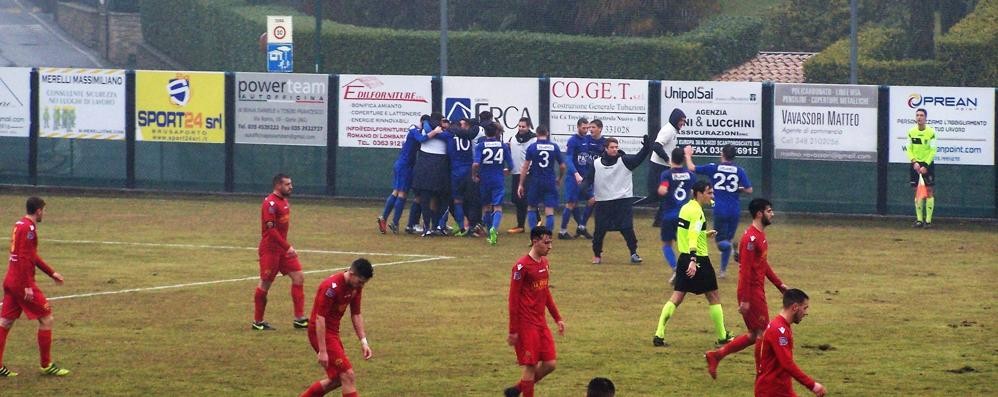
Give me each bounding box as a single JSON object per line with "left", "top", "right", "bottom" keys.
{"left": 718, "top": 333, "right": 754, "bottom": 358}
{"left": 0, "top": 326, "right": 9, "bottom": 365}
{"left": 342, "top": 392, "right": 358, "bottom": 397}
{"left": 254, "top": 287, "right": 268, "bottom": 323}
{"left": 292, "top": 284, "right": 305, "bottom": 319}
{"left": 38, "top": 329, "right": 52, "bottom": 368}
{"left": 300, "top": 381, "right": 325, "bottom": 397}
{"left": 518, "top": 380, "right": 534, "bottom": 397}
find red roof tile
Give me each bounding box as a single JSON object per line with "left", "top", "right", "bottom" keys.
{"left": 713, "top": 52, "right": 817, "bottom": 83}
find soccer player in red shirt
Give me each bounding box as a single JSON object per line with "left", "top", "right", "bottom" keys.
{"left": 705, "top": 198, "right": 788, "bottom": 379}
{"left": 755, "top": 288, "right": 826, "bottom": 397}
{"left": 504, "top": 226, "right": 565, "bottom": 397}
{"left": 253, "top": 173, "right": 308, "bottom": 331}
{"left": 0, "top": 197, "right": 70, "bottom": 377}
{"left": 300, "top": 258, "right": 374, "bottom": 397}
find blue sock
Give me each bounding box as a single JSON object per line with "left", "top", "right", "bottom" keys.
{"left": 718, "top": 240, "right": 732, "bottom": 271}
{"left": 437, "top": 208, "right": 449, "bottom": 229}
{"left": 492, "top": 211, "right": 503, "bottom": 230}
{"left": 561, "top": 207, "right": 571, "bottom": 230}
{"left": 527, "top": 211, "right": 538, "bottom": 232}
{"left": 662, "top": 245, "right": 677, "bottom": 269}
{"left": 483, "top": 210, "right": 493, "bottom": 229}
{"left": 454, "top": 204, "right": 465, "bottom": 230}
{"left": 545, "top": 214, "right": 555, "bottom": 231}
{"left": 572, "top": 207, "right": 583, "bottom": 226}
{"left": 583, "top": 206, "right": 593, "bottom": 223}
{"left": 392, "top": 197, "right": 407, "bottom": 226}
{"left": 407, "top": 202, "right": 421, "bottom": 227}
{"left": 381, "top": 195, "right": 397, "bottom": 219}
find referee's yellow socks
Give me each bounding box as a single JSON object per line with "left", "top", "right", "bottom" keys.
{"left": 655, "top": 301, "right": 677, "bottom": 339}
{"left": 915, "top": 199, "right": 925, "bottom": 222}
{"left": 709, "top": 304, "right": 727, "bottom": 340}
{"left": 925, "top": 197, "right": 934, "bottom": 223}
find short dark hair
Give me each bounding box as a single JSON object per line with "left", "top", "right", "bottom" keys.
{"left": 587, "top": 377, "right": 616, "bottom": 397}
{"left": 692, "top": 180, "right": 711, "bottom": 194}
{"left": 916, "top": 108, "right": 927, "bottom": 117}
{"left": 272, "top": 173, "right": 290, "bottom": 186}
{"left": 429, "top": 112, "right": 444, "bottom": 125}
{"left": 535, "top": 125, "right": 549, "bottom": 137}
{"left": 604, "top": 137, "right": 619, "bottom": 147}
{"left": 419, "top": 114, "right": 430, "bottom": 123}
{"left": 783, "top": 288, "right": 809, "bottom": 308}
{"left": 479, "top": 111, "right": 493, "bottom": 122}
{"left": 530, "top": 225, "right": 553, "bottom": 241}
{"left": 484, "top": 123, "right": 499, "bottom": 137}
{"left": 590, "top": 119, "right": 603, "bottom": 129}
{"left": 722, "top": 144, "right": 736, "bottom": 160}
{"left": 518, "top": 117, "right": 532, "bottom": 128}
{"left": 749, "top": 198, "right": 772, "bottom": 219}
{"left": 577, "top": 117, "right": 589, "bottom": 127}
{"left": 351, "top": 258, "right": 374, "bottom": 279}
{"left": 26, "top": 196, "right": 45, "bottom": 215}
{"left": 670, "top": 147, "right": 685, "bottom": 165}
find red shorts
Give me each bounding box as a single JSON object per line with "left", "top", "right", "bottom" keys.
{"left": 1, "top": 284, "right": 51, "bottom": 321}
{"left": 259, "top": 251, "right": 302, "bottom": 282}
{"left": 308, "top": 327, "right": 352, "bottom": 379}
{"left": 514, "top": 325, "right": 556, "bottom": 366}
{"left": 741, "top": 298, "right": 769, "bottom": 332}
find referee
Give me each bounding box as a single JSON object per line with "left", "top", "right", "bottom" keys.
{"left": 652, "top": 180, "right": 733, "bottom": 347}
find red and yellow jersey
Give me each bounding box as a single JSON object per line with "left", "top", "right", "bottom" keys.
{"left": 508, "top": 254, "right": 562, "bottom": 333}
{"left": 310, "top": 272, "right": 362, "bottom": 334}
{"left": 259, "top": 193, "right": 291, "bottom": 252}
{"left": 737, "top": 225, "right": 784, "bottom": 304}
{"left": 4, "top": 216, "right": 54, "bottom": 289}
{"left": 755, "top": 315, "right": 815, "bottom": 397}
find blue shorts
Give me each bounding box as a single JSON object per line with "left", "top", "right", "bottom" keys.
{"left": 480, "top": 179, "right": 505, "bottom": 206}
{"left": 393, "top": 162, "right": 412, "bottom": 192}
{"left": 527, "top": 179, "right": 559, "bottom": 208}
{"left": 563, "top": 174, "right": 592, "bottom": 202}
{"left": 713, "top": 211, "right": 740, "bottom": 242}
{"left": 659, "top": 214, "right": 679, "bottom": 242}
{"left": 451, "top": 169, "right": 471, "bottom": 199}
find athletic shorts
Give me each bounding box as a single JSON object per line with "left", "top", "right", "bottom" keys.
{"left": 527, "top": 179, "right": 559, "bottom": 208}
{"left": 392, "top": 162, "right": 413, "bottom": 192}
{"left": 741, "top": 297, "right": 770, "bottom": 332}
{"left": 563, "top": 175, "right": 593, "bottom": 202}
{"left": 514, "top": 325, "right": 556, "bottom": 366}
{"left": 659, "top": 215, "right": 679, "bottom": 242}
{"left": 1, "top": 284, "right": 51, "bottom": 320}
{"left": 308, "top": 328, "right": 353, "bottom": 379}
{"left": 259, "top": 250, "right": 303, "bottom": 282}
{"left": 713, "top": 212, "right": 740, "bottom": 242}
{"left": 674, "top": 254, "right": 718, "bottom": 294}
{"left": 909, "top": 161, "right": 935, "bottom": 186}
{"left": 480, "top": 179, "right": 505, "bottom": 206}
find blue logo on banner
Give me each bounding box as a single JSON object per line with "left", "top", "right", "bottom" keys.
{"left": 445, "top": 97, "right": 472, "bottom": 122}
{"left": 267, "top": 43, "right": 294, "bottom": 73}
{"left": 167, "top": 78, "right": 190, "bottom": 106}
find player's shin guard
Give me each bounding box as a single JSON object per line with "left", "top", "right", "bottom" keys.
{"left": 560, "top": 207, "right": 571, "bottom": 230}
{"left": 381, "top": 195, "right": 397, "bottom": 219}
{"left": 655, "top": 301, "right": 677, "bottom": 338}
{"left": 254, "top": 287, "right": 268, "bottom": 322}
{"left": 708, "top": 304, "right": 728, "bottom": 340}
{"left": 527, "top": 211, "right": 538, "bottom": 231}
{"left": 292, "top": 284, "right": 305, "bottom": 319}
{"left": 662, "top": 245, "right": 677, "bottom": 269}
{"left": 518, "top": 380, "right": 535, "bottom": 397}
{"left": 38, "top": 329, "right": 52, "bottom": 368}
{"left": 545, "top": 214, "right": 555, "bottom": 231}
{"left": 718, "top": 241, "right": 732, "bottom": 272}
{"left": 717, "top": 333, "right": 754, "bottom": 358}
{"left": 925, "top": 197, "right": 934, "bottom": 223}
{"left": 0, "top": 326, "right": 9, "bottom": 365}
{"left": 915, "top": 199, "right": 925, "bottom": 222}
{"left": 300, "top": 381, "right": 325, "bottom": 397}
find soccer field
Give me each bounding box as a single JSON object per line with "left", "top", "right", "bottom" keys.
{"left": 0, "top": 191, "right": 994, "bottom": 396}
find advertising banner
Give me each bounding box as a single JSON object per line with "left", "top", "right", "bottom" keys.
{"left": 774, "top": 83, "right": 879, "bottom": 162}
{"left": 443, "top": 76, "right": 538, "bottom": 132}
{"left": 338, "top": 74, "right": 431, "bottom": 148}
{"left": 550, "top": 77, "right": 648, "bottom": 152}
{"left": 39, "top": 68, "right": 126, "bottom": 139}
{"left": 136, "top": 70, "right": 225, "bottom": 143}
{"left": 235, "top": 72, "right": 327, "bottom": 146}
{"left": 0, "top": 67, "right": 30, "bottom": 138}
{"left": 661, "top": 81, "right": 762, "bottom": 157}
{"left": 889, "top": 86, "right": 994, "bottom": 166}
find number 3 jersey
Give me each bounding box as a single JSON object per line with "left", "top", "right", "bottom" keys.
{"left": 525, "top": 139, "right": 563, "bottom": 185}
{"left": 658, "top": 167, "right": 695, "bottom": 220}
{"left": 695, "top": 162, "right": 751, "bottom": 216}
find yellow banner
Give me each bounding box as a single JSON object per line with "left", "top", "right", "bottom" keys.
{"left": 135, "top": 71, "right": 225, "bottom": 143}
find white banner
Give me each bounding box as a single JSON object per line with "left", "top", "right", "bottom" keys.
{"left": 889, "top": 86, "right": 994, "bottom": 166}
{"left": 0, "top": 67, "right": 30, "bottom": 138}
{"left": 338, "top": 75, "right": 431, "bottom": 148}
{"left": 236, "top": 73, "right": 327, "bottom": 146}
{"left": 773, "top": 83, "right": 879, "bottom": 162}
{"left": 443, "top": 76, "right": 539, "bottom": 132}
{"left": 550, "top": 77, "right": 647, "bottom": 152}
{"left": 661, "top": 81, "right": 762, "bottom": 157}
{"left": 39, "top": 68, "right": 126, "bottom": 140}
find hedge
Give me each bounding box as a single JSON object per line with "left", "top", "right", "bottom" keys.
{"left": 138, "top": 0, "right": 760, "bottom": 80}
{"left": 936, "top": 0, "right": 998, "bottom": 87}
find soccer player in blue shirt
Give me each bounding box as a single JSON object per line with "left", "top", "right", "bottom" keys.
{"left": 441, "top": 118, "right": 479, "bottom": 236}
{"left": 659, "top": 146, "right": 696, "bottom": 284}
{"left": 473, "top": 123, "right": 513, "bottom": 245}
{"left": 377, "top": 115, "right": 426, "bottom": 234}
{"left": 686, "top": 144, "right": 752, "bottom": 278}
{"left": 517, "top": 125, "right": 565, "bottom": 232}
{"left": 560, "top": 118, "right": 592, "bottom": 240}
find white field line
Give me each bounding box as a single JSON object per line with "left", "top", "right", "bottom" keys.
{"left": 47, "top": 239, "right": 450, "bottom": 259}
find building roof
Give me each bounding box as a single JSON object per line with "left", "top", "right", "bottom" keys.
{"left": 713, "top": 51, "right": 818, "bottom": 83}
